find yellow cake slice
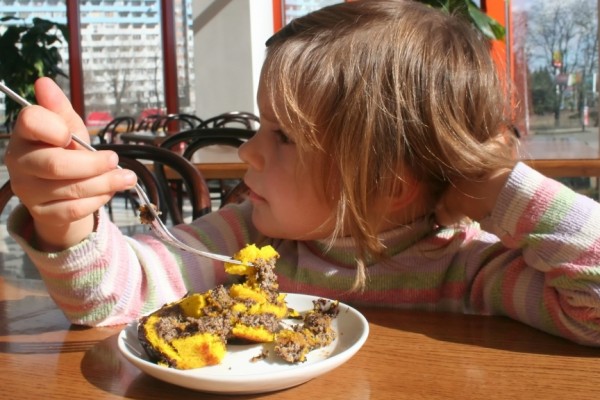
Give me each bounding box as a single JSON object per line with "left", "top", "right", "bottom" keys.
{"left": 137, "top": 244, "right": 338, "bottom": 369}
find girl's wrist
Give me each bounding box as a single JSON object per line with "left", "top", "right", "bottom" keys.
{"left": 463, "top": 168, "right": 512, "bottom": 222}
{"left": 435, "top": 168, "right": 512, "bottom": 226}
{"left": 32, "top": 214, "right": 95, "bottom": 252}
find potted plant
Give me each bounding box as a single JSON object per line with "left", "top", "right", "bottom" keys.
{"left": 0, "top": 16, "right": 69, "bottom": 131}
{"left": 419, "top": 0, "right": 506, "bottom": 40}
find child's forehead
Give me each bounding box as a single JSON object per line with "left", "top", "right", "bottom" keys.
{"left": 256, "top": 78, "right": 279, "bottom": 123}
{"left": 256, "top": 81, "right": 269, "bottom": 110}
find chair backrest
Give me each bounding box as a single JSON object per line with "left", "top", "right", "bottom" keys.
{"left": 199, "top": 111, "right": 259, "bottom": 130}
{"left": 97, "top": 116, "right": 136, "bottom": 144}
{"left": 181, "top": 136, "right": 245, "bottom": 161}
{"left": 0, "top": 180, "right": 15, "bottom": 218}
{"left": 153, "top": 113, "right": 204, "bottom": 133}
{"left": 136, "top": 114, "right": 166, "bottom": 133}
{"left": 159, "top": 127, "right": 255, "bottom": 153}
{"left": 159, "top": 128, "right": 254, "bottom": 208}
{"left": 95, "top": 144, "right": 212, "bottom": 224}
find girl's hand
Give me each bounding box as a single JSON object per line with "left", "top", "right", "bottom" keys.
{"left": 4, "top": 77, "right": 137, "bottom": 251}
{"left": 434, "top": 168, "right": 512, "bottom": 226}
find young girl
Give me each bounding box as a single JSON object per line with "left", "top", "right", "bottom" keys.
{"left": 5, "top": 0, "right": 600, "bottom": 346}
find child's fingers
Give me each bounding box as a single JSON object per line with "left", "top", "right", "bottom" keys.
{"left": 14, "top": 105, "right": 72, "bottom": 146}
{"left": 12, "top": 168, "right": 137, "bottom": 225}
{"left": 29, "top": 195, "right": 115, "bottom": 226}
{"left": 34, "top": 77, "right": 88, "bottom": 138}
{"left": 11, "top": 78, "right": 89, "bottom": 148}
{"left": 14, "top": 147, "right": 120, "bottom": 180}
{"left": 10, "top": 165, "right": 135, "bottom": 201}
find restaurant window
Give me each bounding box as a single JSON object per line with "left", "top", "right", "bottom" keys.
{"left": 510, "top": 0, "right": 598, "bottom": 136}
{"left": 280, "top": 0, "right": 342, "bottom": 25}
{"left": 509, "top": 0, "right": 599, "bottom": 197}
{"left": 0, "top": 0, "right": 195, "bottom": 129}
{"left": 80, "top": 0, "right": 165, "bottom": 127}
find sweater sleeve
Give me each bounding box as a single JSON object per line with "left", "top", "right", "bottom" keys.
{"left": 476, "top": 162, "right": 600, "bottom": 346}
{"left": 7, "top": 201, "right": 259, "bottom": 326}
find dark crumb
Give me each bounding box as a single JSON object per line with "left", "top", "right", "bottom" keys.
{"left": 138, "top": 203, "right": 161, "bottom": 225}
{"left": 312, "top": 298, "right": 340, "bottom": 317}
{"left": 273, "top": 298, "right": 339, "bottom": 363}
{"left": 250, "top": 349, "right": 269, "bottom": 362}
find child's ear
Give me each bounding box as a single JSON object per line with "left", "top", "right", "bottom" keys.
{"left": 387, "top": 174, "right": 422, "bottom": 211}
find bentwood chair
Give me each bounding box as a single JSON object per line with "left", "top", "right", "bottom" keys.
{"left": 159, "top": 128, "right": 255, "bottom": 208}
{"left": 136, "top": 114, "right": 166, "bottom": 133}
{"left": 199, "top": 111, "right": 260, "bottom": 130}
{"left": 94, "top": 144, "right": 212, "bottom": 225}
{"left": 0, "top": 180, "right": 42, "bottom": 279}
{"left": 96, "top": 116, "right": 136, "bottom": 144}
{"left": 160, "top": 127, "right": 256, "bottom": 155}
{"left": 0, "top": 180, "right": 14, "bottom": 218}
{"left": 152, "top": 113, "right": 204, "bottom": 134}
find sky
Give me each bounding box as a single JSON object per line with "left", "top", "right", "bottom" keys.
{"left": 512, "top": 0, "right": 533, "bottom": 12}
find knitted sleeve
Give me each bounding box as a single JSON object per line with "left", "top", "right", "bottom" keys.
{"left": 7, "top": 201, "right": 259, "bottom": 326}
{"left": 476, "top": 162, "right": 600, "bottom": 346}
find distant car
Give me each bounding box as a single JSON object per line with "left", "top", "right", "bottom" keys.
{"left": 137, "top": 108, "right": 165, "bottom": 123}
{"left": 86, "top": 111, "right": 114, "bottom": 127}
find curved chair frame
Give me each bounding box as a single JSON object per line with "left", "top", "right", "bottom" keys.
{"left": 153, "top": 113, "right": 204, "bottom": 133}
{"left": 159, "top": 127, "right": 255, "bottom": 151}
{"left": 199, "top": 111, "right": 259, "bottom": 130}
{"left": 97, "top": 116, "right": 136, "bottom": 144}
{"left": 136, "top": 114, "right": 165, "bottom": 133}
{"left": 95, "top": 144, "right": 212, "bottom": 224}
{"left": 159, "top": 128, "right": 254, "bottom": 208}
{"left": 0, "top": 180, "right": 15, "bottom": 218}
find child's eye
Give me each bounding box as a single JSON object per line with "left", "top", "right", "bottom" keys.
{"left": 275, "top": 129, "right": 294, "bottom": 144}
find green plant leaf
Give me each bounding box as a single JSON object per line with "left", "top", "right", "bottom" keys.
{"left": 414, "top": 0, "right": 505, "bottom": 41}
{"left": 467, "top": 3, "right": 505, "bottom": 40}
{"left": 0, "top": 15, "right": 68, "bottom": 129}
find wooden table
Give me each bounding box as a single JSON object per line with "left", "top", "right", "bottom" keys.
{"left": 119, "top": 131, "right": 166, "bottom": 146}
{"left": 1, "top": 276, "right": 599, "bottom": 400}
{"left": 519, "top": 132, "right": 600, "bottom": 177}
{"left": 523, "top": 159, "right": 600, "bottom": 177}
{"left": 193, "top": 162, "right": 247, "bottom": 180}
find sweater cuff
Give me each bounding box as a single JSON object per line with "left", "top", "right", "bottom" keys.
{"left": 7, "top": 205, "right": 110, "bottom": 274}
{"left": 480, "top": 162, "right": 549, "bottom": 244}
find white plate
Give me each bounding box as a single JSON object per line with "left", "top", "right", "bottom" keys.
{"left": 118, "top": 293, "right": 369, "bottom": 394}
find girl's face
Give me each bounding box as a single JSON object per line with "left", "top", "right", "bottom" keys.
{"left": 238, "top": 80, "right": 336, "bottom": 240}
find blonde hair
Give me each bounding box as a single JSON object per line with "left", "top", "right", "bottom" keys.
{"left": 262, "top": 0, "right": 516, "bottom": 289}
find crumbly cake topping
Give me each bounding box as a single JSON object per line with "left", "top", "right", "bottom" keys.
{"left": 138, "top": 203, "right": 160, "bottom": 225}
{"left": 137, "top": 244, "right": 338, "bottom": 369}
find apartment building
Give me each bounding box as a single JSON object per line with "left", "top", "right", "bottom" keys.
{"left": 1, "top": 0, "right": 352, "bottom": 127}
{"left": 0, "top": 0, "right": 194, "bottom": 123}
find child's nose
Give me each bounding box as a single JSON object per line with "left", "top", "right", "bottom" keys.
{"left": 238, "top": 135, "right": 264, "bottom": 171}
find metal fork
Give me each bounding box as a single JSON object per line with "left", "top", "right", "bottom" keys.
{"left": 0, "top": 82, "right": 247, "bottom": 266}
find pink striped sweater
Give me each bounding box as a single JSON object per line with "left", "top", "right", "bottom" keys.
{"left": 8, "top": 163, "right": 600, "bottom": 346}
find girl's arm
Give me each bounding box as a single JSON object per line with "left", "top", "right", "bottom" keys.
{"left": 448, "top": 163, "right": 600, "bottom": 346}
{"left": 7, "top": 202, "right": 258, "bottom": 326}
